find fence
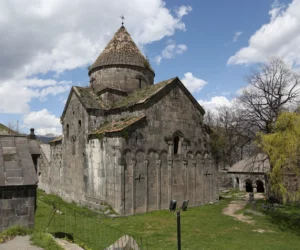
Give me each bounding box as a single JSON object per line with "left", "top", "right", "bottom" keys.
{"left": 42, "top": 202, "right": 148, "bottom": 250}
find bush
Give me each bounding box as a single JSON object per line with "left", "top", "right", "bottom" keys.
{"left": 30, "top": 231, "right": 63, "bottom": 250}
{"left": 0, "top": 226, "right": 32, "bottom": 243}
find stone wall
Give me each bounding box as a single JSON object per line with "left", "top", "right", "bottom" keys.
{"left": 61, "top": 92, "right": 89, "bottom": 203}
{"left": 0, "top": 186, "right": 36, "bottom": 232}
{"left": 85, "top": 138, "right": 123, "bottom": 213}
{"left": 38, "top": 82, "right": 219, "bottom": 215}
{"left": 38, "top": 142, "right": 63, "bottom": 197}
{"left": 218, "top": 171, "right": 233, "bottom": 190}
{"left": 115, "top": 85, "right": 218, "bottom": 214}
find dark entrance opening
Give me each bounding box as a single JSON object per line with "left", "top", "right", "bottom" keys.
{"left": 245, "top": 179, "right": 253, "bottom": 192}
{"left": 256, "top": 180, "right": 264, "bottom": 193}
{"left": 174, "top": 136, "right": 179, "bottom": 155}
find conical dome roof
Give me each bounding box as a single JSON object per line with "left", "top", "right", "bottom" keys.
{"left": 89, "top": 26, "right": 154, "bottom": 73}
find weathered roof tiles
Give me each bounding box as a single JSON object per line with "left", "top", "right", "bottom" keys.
{"left": 49, "top": 135, "right": 63, "bottom": 144}
{"left": 89, "top": 26, "right": 154, "bottom": 72}
{"left": 0, "top": 135, "right": 40, "bottom": 186}
{"left": 90, "top": 115, "right": 146, "bottom": 136}
{"left": 228, "top": 154, "right": 270, "bottom": 174}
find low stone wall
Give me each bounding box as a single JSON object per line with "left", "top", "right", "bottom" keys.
{"left": 218, "top": 171, "right": 233, "bottom": 190}
{"left": 0, "top": 185, "right": 36, "bottom": 232}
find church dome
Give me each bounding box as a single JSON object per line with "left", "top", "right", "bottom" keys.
{"left": 89, "top": 26, "right": 154, "bottom": 73}
{"left": 89, "top": 26, "right": 155, "bottom": 93}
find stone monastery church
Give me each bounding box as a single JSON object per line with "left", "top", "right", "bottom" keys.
{"left": 39, "top": 25, "right": 219, "bottom": 215}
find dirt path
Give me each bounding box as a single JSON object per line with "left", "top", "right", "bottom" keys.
{"left": 0, "top": 236, "right": 43, "bottom": 250}
{"left": 222, "top": 194, "right": 254, "bottom": 224}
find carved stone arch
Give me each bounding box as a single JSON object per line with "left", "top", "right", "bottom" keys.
{"left": 172, "top": 130, "right": 184, "bottom": 138}
{"left": 255, "top": 179, "right": 265, "bottom": 193}
{"left": 123, "top": 149, "right": 132, "bottom": 171}
{"left": 135, "top": 148, "right": 145, "bottom": 156}
{"left": 135, "top": 148, "right": 146, "bottom": 165}
{"left": 135, "top": 74, "right": 148, "bottom": 88}
{"left": 195, "top": 151, "right": 202, "bottom": 159}
{"left": 135, "top": 74, "right": 147, "bottom": 82}
{"left": 132, "top": 131, "right": 145, "bottom": 146}
{"left": 132, "top": 131, "right": 144, "bottom": 139}
{"left": 185, "top": 151, "right": 194, "bottom": 159}
{"left": 244, "top": 178, "right": 253, "bottom": 192}
{"left": 204, "top": 153, "right": 209, "bottom": 159}
{"left": 147, "top": 148, "right": 158, "bottom": 158}
{"left": 171, "top": 130, "right": 184, "bottom": 156}
{"left": 160, "top": 150, "right": 168, "bottom": 157}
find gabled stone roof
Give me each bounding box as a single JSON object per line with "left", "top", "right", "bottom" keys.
{"left": 0, "top": 135, "right": 39, "bottom": 186}
{"left": 228, "top": 154, "right": 270, "bottom": 174}
{"left": 49, "top": 135, "right": 63, "bottom": 145}
{"left": 73, "top": 86, "right": 108, "bottom": 109}
{"left": 90, "top": 116, "right": 146, "bottom": 136}
{"left": 62, "top": 77, "right": 205, "bottom": 119}
{"left": 89, "top": 26, "right": 154, "bottom": 73}
{"left": 112, "top": 78, "right": 176, "bottom": 109}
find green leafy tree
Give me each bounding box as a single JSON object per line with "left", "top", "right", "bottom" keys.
{"left": 257, "top": 112, "right": 300, "bottom": 203}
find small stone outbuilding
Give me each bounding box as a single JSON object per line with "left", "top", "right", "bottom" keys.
{"left": 0, "top": 131, "right": 40, "bottom": 232}
{"left": 228, "top": 154, "right": 270, "bottom": 193}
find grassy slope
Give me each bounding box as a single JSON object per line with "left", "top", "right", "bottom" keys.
{"left": 35, "top": 190, "right": 300, "bottom": 250}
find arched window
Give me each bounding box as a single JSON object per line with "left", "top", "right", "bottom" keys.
{"left": 78, "top": 120, "right": 81, "bottom": 130}
{"left": 174, "top": 136, "right": 180, "bottom": 155}
{"left": 139, "top": 78, "right": 142, "bottom": 88}
{"left": 66, "top": 124, "right": 69, "bottom": 139}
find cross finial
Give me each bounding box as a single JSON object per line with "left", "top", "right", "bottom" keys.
{"left": 121, "top": 15, "right": 125, "bottom": 26}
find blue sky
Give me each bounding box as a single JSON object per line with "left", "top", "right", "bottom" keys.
{"left": 0, "top": 0, "right": 299, "bottom": 135}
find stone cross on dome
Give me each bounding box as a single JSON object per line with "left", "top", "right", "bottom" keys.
{"left": 121, "top": 15, "right": 125, "bottom": 26}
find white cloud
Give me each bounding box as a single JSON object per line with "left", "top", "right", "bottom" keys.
{"left": 0, "top": 0, "right": 192, "bottom": 114}
{"left": 233, "top": 31, "right": 242, "bottom": 42}
{"left": 0, "top": 0, "right": 192, "bottom": 81}
{"left": 176, "top": 44, "right": 188, "bottom": 54}
{"left": 0, "top": 78, "right": 71, "bottom": 113}
{"left": 155, "top": 40, "right": 187, "bottom": 64}
{"left": 155, "top": 55, "right": 162, "bottom": 65}
{"left": 198, "top": 96, "right": 233, "bottom": 113}
{"left": 175, "top": 5, "right": 192, "bottom": 18}
{"left": 228, "top": 0, "right": 300, "bottom": 66}
{"left": 0, "top": 83, "right": 37, "bottom": 113}
{"left": 23, "top": 109, "right": 61, "bottom": 135}
{"left": 181, "top": 72, "right": 207, "bottom": 94}
{"left": 270, "top": 0, "right": 286, "bottom": 21}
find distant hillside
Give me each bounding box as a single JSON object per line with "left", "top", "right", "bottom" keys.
{"left": 0, "top": 123, "right": 19, "bottom": 135}
{"left": 36, "top": 135, "right": 56, "bottom": 144}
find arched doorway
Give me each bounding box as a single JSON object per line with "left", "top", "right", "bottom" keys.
{"left": 256, "top": 180, "right": 265, "bottom": 193}
{"left": 245, "top": 179, "right": 253, "bottom": 192}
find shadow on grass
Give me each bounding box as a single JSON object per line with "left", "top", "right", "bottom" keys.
{"left": 53, "top": 232, "right": 74, "bottom": 241}
{"left": 265, "top": 206, "right": 300, "bottom": 235}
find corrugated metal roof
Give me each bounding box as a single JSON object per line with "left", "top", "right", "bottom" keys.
{"left": 228, "top": 154, "right": 270, "bottom": 174}
{"left": 0, "top": 135, "right": 40, "bottom": 186}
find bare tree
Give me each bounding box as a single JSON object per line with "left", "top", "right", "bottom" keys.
{"left": 6, "top": 121, "right": 20, "bottom": 134}
{"left": 205, "top": 106, "right": 254, "bottom": 169}
{"left": 238, "top": 57, "right": 300, "bottom": 134}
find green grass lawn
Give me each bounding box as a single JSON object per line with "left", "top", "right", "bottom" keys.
{"left": 35, "top": 189, "right": 300, "bottom": 250}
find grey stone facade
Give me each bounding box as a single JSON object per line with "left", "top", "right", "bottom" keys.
{"left": 38, "top": 25, "right": 219, "bottom": 215}
{"left": 0, "top": 186, "right": 36, "bottom": 231}
{"left": 0, "top": 134, "right": 40, "bottom": 232}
